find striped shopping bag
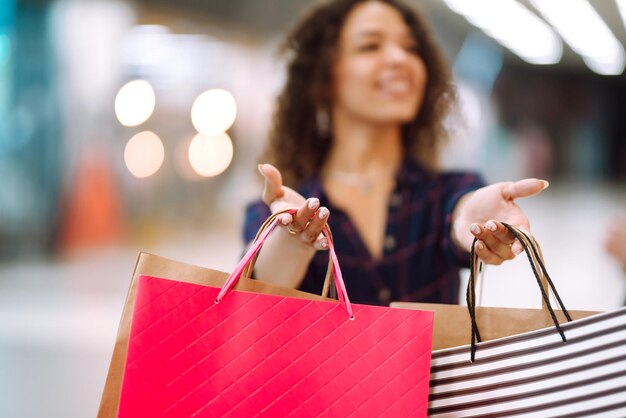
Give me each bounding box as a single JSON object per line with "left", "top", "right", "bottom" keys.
{"left": 429, "top": 307, "right": 626, "bottom": 417}
{"left": 427, "top": 224, "right": 626, "bottom": 417}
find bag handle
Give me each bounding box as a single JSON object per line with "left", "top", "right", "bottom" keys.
{"left": 216, "top": 209, "right": 354, "bottom": 318}
{"left": 466, "top": 223, "right": 572, "bottom": 362}
{"left": 241, "top": 210, "right": 336, "bottom": 299}
{"left": 471, "top": 229, "right": 550, "bottom": 309}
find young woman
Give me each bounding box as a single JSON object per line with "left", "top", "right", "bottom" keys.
{"left": 244, "top": 0, "right": 548, "bottom": 305}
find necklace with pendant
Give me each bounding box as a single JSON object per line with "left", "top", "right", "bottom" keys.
{"left": 328, "top": 169, "right": 395, "bottom": 193}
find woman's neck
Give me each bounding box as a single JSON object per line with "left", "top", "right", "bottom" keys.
{"left": 323, "top": 113, "right": 403, "bottom": 175}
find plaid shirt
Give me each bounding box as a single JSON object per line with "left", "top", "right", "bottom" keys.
{"left": 243, "top": 158, "right": 485, "bottom": 306}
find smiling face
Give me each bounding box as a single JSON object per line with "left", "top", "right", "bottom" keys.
{"left": 331, "top": 1, "right": 428, "bottom": 126}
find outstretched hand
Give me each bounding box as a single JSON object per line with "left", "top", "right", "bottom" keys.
{"left": 258, "top": 164, "right": 330, "bottom": 250}
{"left": 452, "top": 179, "right": 549, "bottom": 265}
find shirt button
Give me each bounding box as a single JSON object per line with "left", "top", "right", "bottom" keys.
{"left": 384, "top": 235, "right": 396, "bottom": 251}
{"left": 378, "top": 287, "right": 391, "bottom": 304}
{"left": 389, "top": 193, "right": 402, "bottom": 207}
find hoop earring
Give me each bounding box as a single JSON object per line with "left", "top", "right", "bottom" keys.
{"left": 316, "top": 108, "right": 330, "bottom": 138}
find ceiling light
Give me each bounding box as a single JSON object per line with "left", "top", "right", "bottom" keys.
{"left": 530, "top": 0, "right": 625, "bottom": 75}
{"left": 443, "top": 0, "right": 562, "bottom": 65}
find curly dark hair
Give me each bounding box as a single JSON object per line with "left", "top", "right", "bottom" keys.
{"left": 262, "top": 0, "right": 457, "bottom": 187}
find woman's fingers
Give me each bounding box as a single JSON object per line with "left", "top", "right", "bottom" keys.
{"left": 502, "top": 178, "right": 549, "bottom": 200}
{"left": 470, "top": 221, "right": 518, "bottom": 263}
{"left": 484, "top": 220, "right": 517, "bottom": 246}
{"left": 258, "top": 163, "right": 308, "bottom": 213}
{"left": 303, "top": 207, "right": 329, "bottom": 249}
{"left": 259, "top": 163, "right": 284, "bottom": 206}
{"left": 473, "top": 240, "right": 505, "bottom": 265}
{"left": 279, "top": 198, "right": 329, "bottom": 250}
{"left": 290, "top": 198, "right": 320, "bottom": 232}
{"left": 257, "top": 164, "right": 329, "bottom": 251}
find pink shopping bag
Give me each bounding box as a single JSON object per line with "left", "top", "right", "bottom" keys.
{"left": 117, "top": 210, "right": 434, "bottom": 417}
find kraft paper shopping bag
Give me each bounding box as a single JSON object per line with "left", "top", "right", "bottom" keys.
{"left": 101, "top": 209, "right": 435, "bottom": 417}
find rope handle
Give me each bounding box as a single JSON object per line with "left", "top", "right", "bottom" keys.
{"left": 466, "top": 223, "right": 571, "bottom": 362}
{"left": 470, "top": 232, "right": 551, "bottom": 309}
{"left": 217, "top": 208, "right": 354, "bottom": 318}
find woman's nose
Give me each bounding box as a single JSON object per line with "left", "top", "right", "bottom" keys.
{"left": 384, "top": 43, "right": 409, "bottom": 64}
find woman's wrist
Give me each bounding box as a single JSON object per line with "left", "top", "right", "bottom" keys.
{"left": 252, "top": 226, "right": 318, "bottom": 288}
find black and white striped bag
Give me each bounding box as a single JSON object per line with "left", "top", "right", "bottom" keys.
{"left": 429, "top": 307, "right": 626, "bottom": 417}
{"left": 428, "top": 225, "right": 626, "bottom": 417}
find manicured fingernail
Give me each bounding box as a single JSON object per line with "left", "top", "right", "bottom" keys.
{"left": 314, "top": 239, "right": 328, "bottom": 250}
{"left": 308, "top": 198, "right": 319, "bottom": 210}
{"left": 540, "top": 179, "right": 549, "bottom": 190}
{"left": 512, "top": 242, "right": 523, "bottom": 254}
{"left": 280, "top": 215, "right": 290, "bottom": 225}
{"left": 470, "top": 224, "right": 481, "bottom": 235}
{"left": 318, "top": 207, "right": 329, "bottom": 219}
{"left": 485, "top": 221, "right": 497, "bottom": 232}
{"left": 476, "top": 241, "right": 484, "bottom": 251}
{"left": 257, "top": 164, "right": 265, "bottom": 175}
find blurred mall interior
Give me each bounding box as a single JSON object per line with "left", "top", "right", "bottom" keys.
{"left": 2, "top": 0, "right": 626, "bottom": 416}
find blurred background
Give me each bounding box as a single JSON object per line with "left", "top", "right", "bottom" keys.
{"left": 1, "top": 0, "right": 626, "bottom": 416}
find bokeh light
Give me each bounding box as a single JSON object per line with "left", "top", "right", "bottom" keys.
{"left": 190, "top": 89, "right": 237, "bottom": 135}
{"left": 188, "top": 132, "right": 233, "bottom": 177}
{"left": 124, "top": 131, "right": 165, "bottom": 178}
{"left": 114, "top": 80, "right": 156, "bottom": 127}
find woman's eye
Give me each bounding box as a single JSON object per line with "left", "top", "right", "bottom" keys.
{"left": 357, "top": 43, "right": 380, "bottom": 52}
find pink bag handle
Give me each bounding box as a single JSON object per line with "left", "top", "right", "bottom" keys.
{"left": 216, "top": 209, "right": 354, "bottom": 318}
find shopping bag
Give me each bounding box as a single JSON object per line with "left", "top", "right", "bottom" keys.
{"left": 112, "top": 210, "right": 435, "bottom": 417}
{"left": 428, "top": 224, "right": 626, "bottom": 416}
{"left": 98, "top": 254, "right": 331, "bottom": 418}
{"left": 428, "top": 306, "right": 626, "bottom": 416}
{"left": 392, "top": 227, "right": 597, "bottom": 350}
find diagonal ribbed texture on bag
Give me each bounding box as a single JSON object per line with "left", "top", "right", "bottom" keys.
{"left": 118, "top": 275, "right": 433, "bottom": 417}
